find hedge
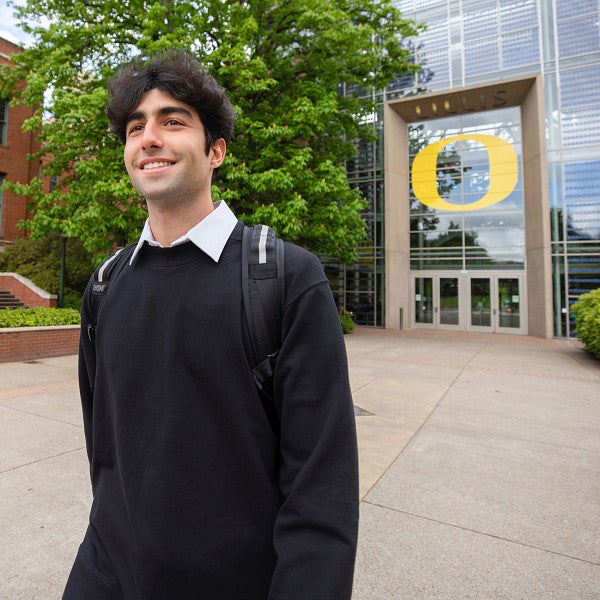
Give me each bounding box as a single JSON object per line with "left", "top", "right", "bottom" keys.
{"left": 1, "top": 306, "right": 353, "bottom": 334}
{"left": 571, "top": 288, "right": 600, "bottom": 360}
{"left": 0, "top": 307, "right": 81, "bottom": 328}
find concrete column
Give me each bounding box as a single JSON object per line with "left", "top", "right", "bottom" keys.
{"left": 521, "top": 76, "right": 553, "bottom": 338}
{"left": 384, "top": 103, "right": 410, "bottom": 329}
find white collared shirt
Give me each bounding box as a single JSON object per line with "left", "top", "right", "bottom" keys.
{"left": 129, "top": 201, "right": 239, "bottom": 265}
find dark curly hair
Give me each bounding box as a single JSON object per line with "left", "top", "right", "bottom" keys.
{"left": 106, "top": 50, "right": 235, "bottom": 155}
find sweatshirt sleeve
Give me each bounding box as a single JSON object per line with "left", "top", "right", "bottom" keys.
{"left": 269, "top": 248, "right": 359, "bottom": 600}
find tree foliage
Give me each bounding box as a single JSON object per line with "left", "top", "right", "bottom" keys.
{"left": 0, "top": 233, "right": 95, "bottom": 307}
{"left": 1, "top": 0, "right": 422, "bottom": 262}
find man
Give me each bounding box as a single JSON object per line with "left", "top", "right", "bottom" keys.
{"left": 63, "top": 50, "right": 359, "bottom": 599}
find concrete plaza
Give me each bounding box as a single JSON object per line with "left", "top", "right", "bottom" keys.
{"left": 1, "top": 328, "right": 599, "bottom": 598}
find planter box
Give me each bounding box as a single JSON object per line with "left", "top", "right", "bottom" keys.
{"left": 0, "top": 325, "right": 80, "bottom": 363}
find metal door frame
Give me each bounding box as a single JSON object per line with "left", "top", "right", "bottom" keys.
{"left": 411, "top": 271, "right": 463, "bottom": 331}
{"left": 411, "top": 271, "right": 527, "bottom": 334}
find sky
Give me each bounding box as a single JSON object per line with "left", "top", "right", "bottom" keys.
{"left": 0, "top": 0, "right": 35, "bottom": 47}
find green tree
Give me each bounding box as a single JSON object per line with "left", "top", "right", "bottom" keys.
{"left": 0, "top": 233, "right": 95, "bottom": 308}
{"left": 1, "top": 0, "right": 421, "bottom": 262}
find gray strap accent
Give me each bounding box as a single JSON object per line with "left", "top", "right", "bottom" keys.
{"left": 258, "top": 225, "right": 269, "bottom": 264}
{"left": 97, "top": 247, "right": 124, "bottom": 283}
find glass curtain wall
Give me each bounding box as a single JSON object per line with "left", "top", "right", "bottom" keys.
{"left": 337, "top": 0, "right": 600, "bottom": 335}
{"left": 323, "top": 102, "right": 385, "bottom": 327}
{"left": 409, "top": 107, "right": 524, "bottom": 271}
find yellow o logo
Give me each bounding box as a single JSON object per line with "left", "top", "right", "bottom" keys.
{"left": 411, "top": 134, "right": 518, "bottom": 211}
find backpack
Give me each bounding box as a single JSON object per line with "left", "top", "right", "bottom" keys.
{"left": 86, "top": 224, "right": 285, "bottom": 433}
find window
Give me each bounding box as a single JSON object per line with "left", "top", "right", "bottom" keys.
{"left": 0, "top": 100, "right": 8, "bottom": 146}
{"left": 0, "top": 173, "right": 5, "bottom": 236}
{"left": 408, "top": 107, "right": 525, "bottom": 271}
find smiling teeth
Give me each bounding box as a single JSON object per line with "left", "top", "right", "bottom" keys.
{"left": 142, "top": 161, "right": 173, "bottom": 170}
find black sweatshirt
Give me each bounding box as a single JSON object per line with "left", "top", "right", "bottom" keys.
{"left": 77, "top": 221, "right": 359, "bottom": 599}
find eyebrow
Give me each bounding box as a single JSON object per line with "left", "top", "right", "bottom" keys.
{"left": 127, "top": 105, "right": 195, "bottom": 125}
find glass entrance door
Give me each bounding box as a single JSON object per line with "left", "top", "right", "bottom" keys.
{"left": 412, "top": 272, "right": 526, "bottom": 334}
{"left": 467, "top": 274, "right": 525, "bottom": 333}
{"left": 413, "top": 274, "right": 461, "bottom": 330}
{"left": 439, "top": 277, "right": 460, "bottom": 326}
{"left": 497, "top": 277, "right": 522, "bottom": 331}
{"left": 414, "top": 276, "right": 433, "bottom": 325}
{"left": 470, "top": 278, "right": 491, "bottom": 327}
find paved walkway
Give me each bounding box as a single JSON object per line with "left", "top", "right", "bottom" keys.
{"left": 1, "top": 328, "right": 599, "bottom": 599}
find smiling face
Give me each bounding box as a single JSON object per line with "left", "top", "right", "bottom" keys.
{"left": 123, "top": 88, "right": 225, "bottom": 211}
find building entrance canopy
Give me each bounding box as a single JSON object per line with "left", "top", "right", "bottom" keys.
{"left": 384, "top": 76, "right": 553, "bottom": 337}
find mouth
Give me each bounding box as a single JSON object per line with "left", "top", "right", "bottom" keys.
{"left": 140, "top": 160, "right": 175, "bottom": 171}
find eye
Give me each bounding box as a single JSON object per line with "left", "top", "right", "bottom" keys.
{"left": 165, "top": 118, "right": 184, "bottom": 127}
{"left": 127, "top": 123, "right": 144, "bottom": 137}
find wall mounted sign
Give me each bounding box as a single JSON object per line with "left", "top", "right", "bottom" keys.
{"left": 411, "top": 134, "right": 518, "bottom": 211}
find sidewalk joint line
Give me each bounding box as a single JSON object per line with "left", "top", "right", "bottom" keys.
{"left": 0, "top": 446, "right": 86, "bottom": 475}
{"left": 361, "top": 500, "right": 600, "bottom": 568}
{"left": 361, "top": 365, "right": 466, "bottom": 498}
{"left": 0, "top": 403, "right": 83, "bottom": 429}
{"left": 351, "top": 376, "right": 377, "bottom": 395}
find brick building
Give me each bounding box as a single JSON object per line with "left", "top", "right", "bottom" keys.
{"left": 0, "top": 36, "right": 41, "bottom": 249}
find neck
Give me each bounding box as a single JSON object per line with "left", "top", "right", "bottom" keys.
{"left": 147, "top": 200, "right": 215, "bottom": 247}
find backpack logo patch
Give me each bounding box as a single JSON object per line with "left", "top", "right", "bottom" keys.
{"left": 92, "top": 282, "right": 108, "bottom": 295}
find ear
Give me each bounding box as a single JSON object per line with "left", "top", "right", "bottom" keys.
{"left": 209, "top": 138, "right": 226, "bottom": 169}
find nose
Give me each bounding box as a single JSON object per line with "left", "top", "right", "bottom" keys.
{"left": 140, "top": 120, "right": 163, "bottom": 150}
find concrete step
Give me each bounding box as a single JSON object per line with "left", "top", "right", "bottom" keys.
{"left": 0, "top": 290, "right": 25, "bottom": 309}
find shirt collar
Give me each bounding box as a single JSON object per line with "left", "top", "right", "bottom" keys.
{"left": 129, "top": 201, "right": 238, "bottom": 265}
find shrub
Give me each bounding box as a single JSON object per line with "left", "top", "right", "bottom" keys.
{"left": 0, "top": 307, "right": 81, "bottom": 328}
{"left": 572, "top": 288, "right": 600, "bottom": 359}
{"left": 0, "top": 234, "right": 95, "bottom": 309}
{"left": 339, "top": 308, "right": 355, "bottom": 334}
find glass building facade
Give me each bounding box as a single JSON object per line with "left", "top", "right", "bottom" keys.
{"left": 330, "top": 0, "right": 600, "bottom": 337}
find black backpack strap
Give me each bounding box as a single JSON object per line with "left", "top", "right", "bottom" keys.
{"left": 241, "top": 224, "right": 285, "bottom": 432}
{"left": 87, "top": 244, "right": 136, "bottom": 344}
